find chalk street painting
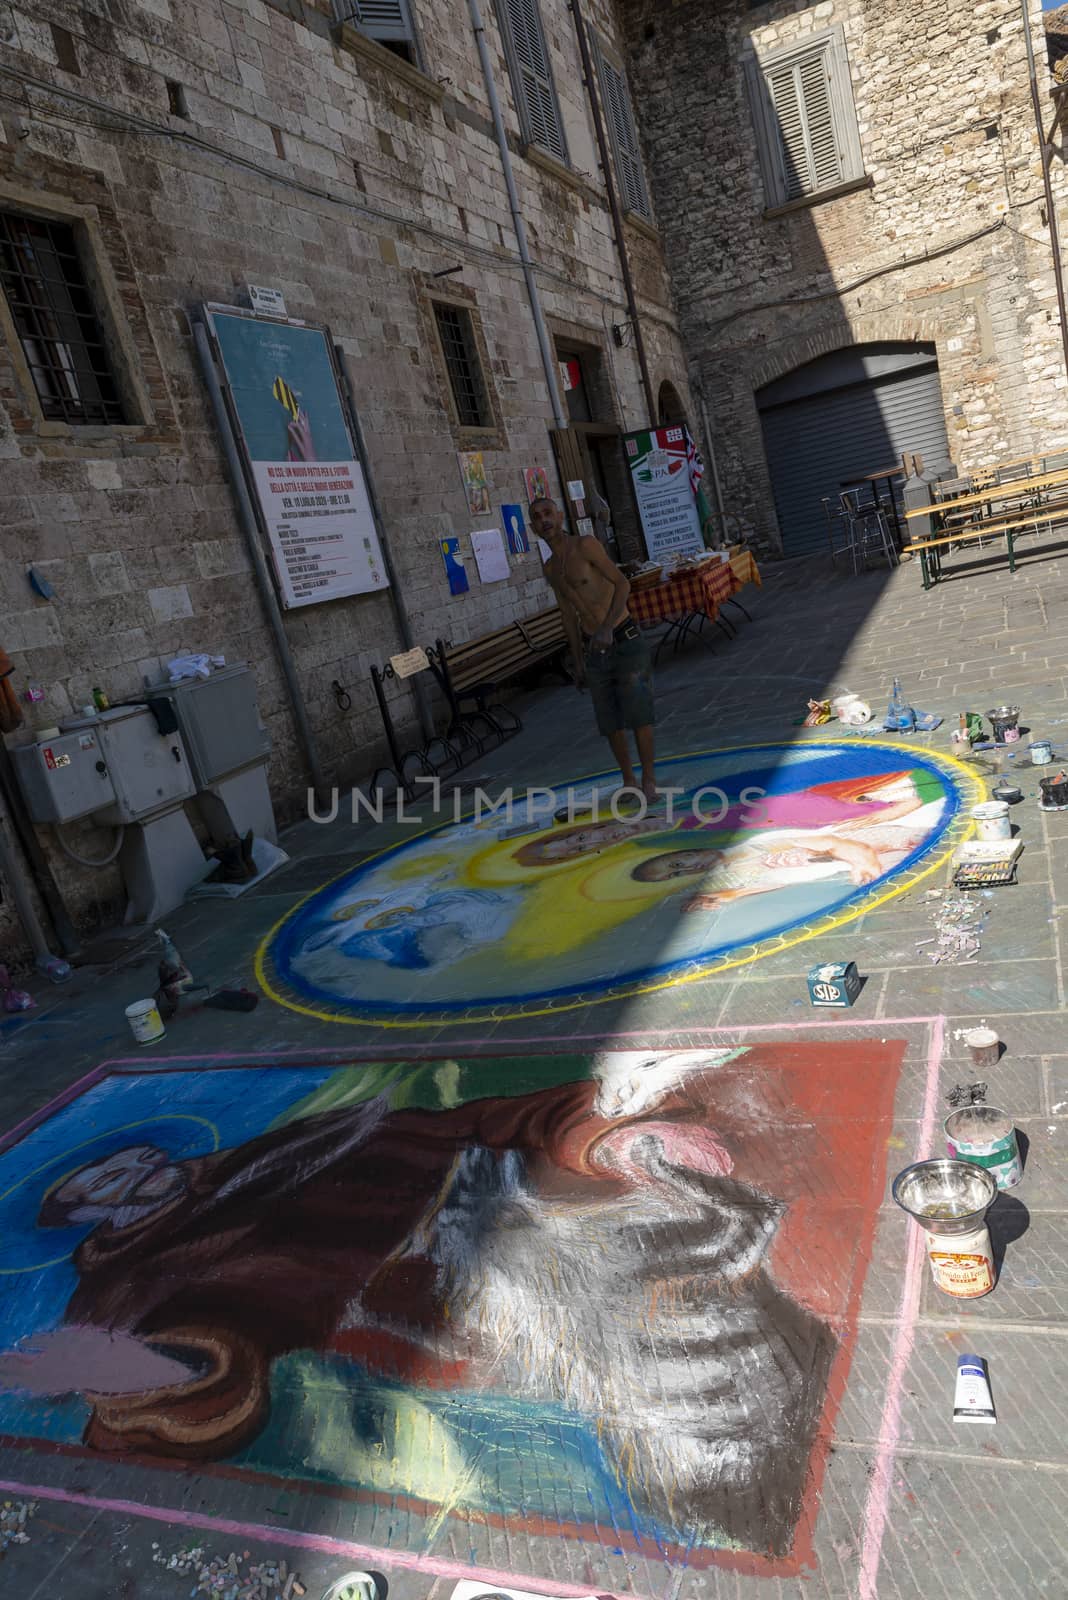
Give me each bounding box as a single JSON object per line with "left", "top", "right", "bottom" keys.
{"left": 0, "top": 1045, "right": 901, "bottom": 1574}
{"left": 261, "top": 741, "right": 976, "bottom": 1025}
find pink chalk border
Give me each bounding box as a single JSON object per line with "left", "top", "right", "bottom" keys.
{"left": 0, "top": 1015, "right": 943, "bottom": 1593}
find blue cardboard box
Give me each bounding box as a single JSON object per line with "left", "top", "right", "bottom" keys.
{"left": 807, "top": 961, "right": 862, "bottom": 1008}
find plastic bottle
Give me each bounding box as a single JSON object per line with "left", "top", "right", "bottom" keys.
{"left": 886, "top": 676, "right": 915, "bottom": 732}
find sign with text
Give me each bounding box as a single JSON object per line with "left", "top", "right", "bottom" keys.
{"left": 624, "top": 425, "right": 705, "bottom": 562}
{"left": 207, "top": 308, "right": 388, "bottom": 608}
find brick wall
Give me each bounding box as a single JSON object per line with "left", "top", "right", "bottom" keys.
{"left": 0, "top": 0, "right": 691, "bottom": 952}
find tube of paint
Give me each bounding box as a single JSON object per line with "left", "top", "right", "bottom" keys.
{"left": 953, "top": 1354, "right": 996, "bottom": 1424}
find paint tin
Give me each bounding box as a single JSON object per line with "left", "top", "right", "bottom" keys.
{"left": 125, "top": 998, "right": 165, "bottom": 1045}
{"left": 892, "top": 1157, "right": 998, "bottom": 1299}
{"left": 992, "top": 781, "right": 1022, "bottom": 804}
{"left": 1031, "top": 739, "right": 1054, "bottom": 766}
{"left": 962, "top": 1025, "right": 1001, "bottom": 1069}
{"left": 986, "top": 705, "right": 1020, "bottom": 744}
{"left": 971, "top": 800, "right": 1011, "bottom": 841}
{"left": 1040, "top": 773, "right": 1068, "bottom": 807}
{"left": 945, "top": 1103, "right": 1022, "bottom": 1190}
{"left": 925, "top": 1225, "right": 996, "bottom": 1299}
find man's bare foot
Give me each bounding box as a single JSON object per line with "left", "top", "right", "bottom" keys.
{"left": 642, "top": 781, "right": 661, "bottom": 803}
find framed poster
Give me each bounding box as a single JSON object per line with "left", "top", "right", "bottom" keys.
{"left": 501, "top": 503, "right": 529, "bottom": 555}
{"left": 624, "top": 425, "right": 705, "bottom": 563}
{"left": 205, "top": 307, "right": 388, "bottom": 608}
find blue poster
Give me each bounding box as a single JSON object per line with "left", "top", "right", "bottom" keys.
{"left": 502, "top": 503, "right": 529, "bottom": 555}
{"left": 440, "top": 536, "right": 469, "bottom": 595}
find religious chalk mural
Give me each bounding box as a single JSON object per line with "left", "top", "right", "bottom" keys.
{"left": 261, "top": 741, "right": 975, "bottom": 1025}
{"left": 0, "top": 1044, "right": 901, "bottom": 1575}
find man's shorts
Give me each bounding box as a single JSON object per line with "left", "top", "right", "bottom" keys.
{"left": 584, "top": 618, "right": 655, "bottom": 737}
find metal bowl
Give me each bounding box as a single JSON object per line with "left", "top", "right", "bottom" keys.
{"left": 986, "top": 705, "right": 1020, "bottom": 721}
{"left": 892, "top": 1157, "right": 996, "bottom": 1235}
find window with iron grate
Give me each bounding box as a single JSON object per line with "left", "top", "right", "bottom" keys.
{"left": 745, "top": 28, "right": 865, "bottom": 209}
{"left": 0, "top": 209, "right": 128, "bottom": 425}
{"left": 433, "top": 302, "right": 492, "bottom": 430}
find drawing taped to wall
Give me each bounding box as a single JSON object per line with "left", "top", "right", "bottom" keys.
{"left": 0, "top": 1040, "right": 903, "bottom": 1575}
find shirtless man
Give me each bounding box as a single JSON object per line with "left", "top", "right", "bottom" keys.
{"left": 531, "top": 496, "right": 657, "bottom": 799}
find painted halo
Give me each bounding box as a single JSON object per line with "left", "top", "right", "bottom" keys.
{"left": 260, "top": 741, "right": 977, "bottom": 1026}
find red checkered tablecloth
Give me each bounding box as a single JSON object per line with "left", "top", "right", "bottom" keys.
{"left": 628, "top": 558, "right": 735, "bottom": 625}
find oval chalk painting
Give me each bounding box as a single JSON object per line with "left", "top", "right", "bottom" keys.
{"left": 260, "top": 741, "right": 977, "bottom": 1025}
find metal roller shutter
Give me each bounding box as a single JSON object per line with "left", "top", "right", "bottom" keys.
{"left": 757, "top": 357, "right": 949, "bottom": 557}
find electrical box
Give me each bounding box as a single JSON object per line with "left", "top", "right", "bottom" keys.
{"left": 145, "top": 663, "right": 271, "bottom": 787}
{"left": 61, "top": 708, "right": 196, "bottom": 824}
{"left": 11, "top": 727, "right": 116, "bottom": 823}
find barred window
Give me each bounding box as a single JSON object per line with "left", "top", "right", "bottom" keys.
{"left": 0, "top": 209, "right": 128, "bottom": 425}
{"left": 433, "top": 302, "right": 492, "bottom": 430}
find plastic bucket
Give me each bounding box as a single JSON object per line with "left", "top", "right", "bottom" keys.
{"left": 1031, "top": 739, "right": 1053, "bottom": 766}
{"left": 971, "top": 800, "right": 1011, "bottom": 841}
{"left": 125, "top": 999, "right": 165, "bottom": 1045}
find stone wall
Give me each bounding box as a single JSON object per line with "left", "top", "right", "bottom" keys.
{"left": 0, "top": 0, "right": 689, "bottom": 954}
{"left": 619, "top": 0, "right": 1068, "bottom": 554}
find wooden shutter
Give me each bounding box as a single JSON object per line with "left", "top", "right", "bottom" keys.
{"left": 766, "top": 49, "right": 841, "bottom": 200}
{"left": 501, "top": 0, "right": 567, "bottom": 162}
{"left": 350, "top": 0, "right": 416, "bottom": 43}
{"left": 595, "top": 44, "right": 651, "bottom": 220}
{"left": 549, "top": 427, "right": 587, "bottom": 534}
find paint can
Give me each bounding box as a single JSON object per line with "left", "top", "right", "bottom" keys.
{"left": 1040, "top": 773, "right": 1068, "bottom": 807}
{"left": 925, "top": 1226, "right": 997, "bottom": 1299}
{"left": 971, "top": 800, "right": 1011, "bottom": 841}
{"left": 992, "top": 781, "right": 1022, "bottom": 804}
{"left": 962, "top": 1025, "right": 1000, "bottom": 1069}
{"left": 986, "top": 705, "right": 1020, "bottom": 744}
{"left": 125, "top": 998, "right": 165, "bottom": 1045}
{"left": 1031, "top": 739, "right": 1054, "bottom": 766}
{"left": 892, "top": 1157, "right": 998, "bottom": 1300}
{"left": 945, "top": 1103, "right": 1022, "bottom": 1190}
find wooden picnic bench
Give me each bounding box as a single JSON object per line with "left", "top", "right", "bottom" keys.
{"left": 437, "top": 606, "right": 570, "bottom": 737}
{"left": 905, "top": 502, "right": 1068, "bottom": 589}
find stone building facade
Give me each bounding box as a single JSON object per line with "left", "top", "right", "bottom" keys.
{"left": 0, "top": 0, "right": 690, "bottom": 951}
{"left": 618, "top": 0, "right": 1068, "bottom": 557}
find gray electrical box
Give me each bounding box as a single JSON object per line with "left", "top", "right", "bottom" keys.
{"left": 145, "top": 663, "right": 271, "bottom": 786}
{"left": 11, "top": 727, "right": 116, "bottom": 823}
{"left": 59, "top": 707, "right": 197, "bottom": 824}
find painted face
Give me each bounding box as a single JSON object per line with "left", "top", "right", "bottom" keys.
{"left": 643, "top": 850, "right": 725, "bottom": 882}
{"left": 49, "top": 1145, "right": 187, "bottom": 1224}
{"left": 540, "top": 822, "right": 635, "bottom": 861}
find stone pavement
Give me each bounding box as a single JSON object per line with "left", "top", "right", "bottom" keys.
{"left": 2, "top": 541, "right": 1068, "bottom": 1599}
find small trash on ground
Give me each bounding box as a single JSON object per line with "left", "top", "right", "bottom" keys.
{"left": 0, "top": 1498, "right": 35, "bottom": 1553}
{"left": 204, "top": 988, "right": 259, "bottom": 1012}
{"left": 918, "top": 895, "right": 988, "bottom": 963}
{"left": 0, "top": 965, "right": 34, "bottom": 1012}
{"left": 801, "top": 697, "right": 833, "bottom": 726}
{"left": 152, "top": 1542, "right": 306, "bottom": 1599}
{"left": 947, "top": 1081, "right": 988, "bottom": 1108}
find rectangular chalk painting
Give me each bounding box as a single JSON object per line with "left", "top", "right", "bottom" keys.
{"left": 0, "top": 1044, "right": 902, "bottom": 1575}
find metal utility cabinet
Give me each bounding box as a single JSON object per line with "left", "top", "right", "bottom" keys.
{"left": 144, "top": 663, "right": 277, "bottom": 846}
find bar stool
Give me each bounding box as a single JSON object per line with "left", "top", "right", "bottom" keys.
{"left": 839, "top": 491, "right": 898, "bottom": 572}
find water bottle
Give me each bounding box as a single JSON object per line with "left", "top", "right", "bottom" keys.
{"left": 887, "top": 677, "right": 915, "bottom": 732}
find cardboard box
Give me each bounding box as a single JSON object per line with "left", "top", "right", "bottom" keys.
{"left": 807, "top": 961, "right": 862, "bottom": 1008}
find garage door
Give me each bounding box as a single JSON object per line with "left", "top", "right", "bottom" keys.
{"left": 756, "top": 344, "right": 950, "bottom": 557}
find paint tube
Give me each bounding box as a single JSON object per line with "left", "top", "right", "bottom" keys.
{"left": 953, "top": 1354, "right": 996, "bottom": 1423}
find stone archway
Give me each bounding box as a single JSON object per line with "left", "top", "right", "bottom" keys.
{"left": 657, "top": 379, "right": 687, "bottom": 425}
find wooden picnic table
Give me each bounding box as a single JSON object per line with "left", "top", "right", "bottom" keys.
{"left": 904, "top": 464, "right": 1068, "bottom": 588}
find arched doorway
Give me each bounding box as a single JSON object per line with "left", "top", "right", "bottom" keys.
{"left": 657, "top": 380, "right": 686, "bottom": 426}
{"left": 755, "top": 342, "right": 951, "bottom": 557}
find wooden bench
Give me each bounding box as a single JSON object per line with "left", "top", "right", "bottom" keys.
{"left": 437, "top": 606, "right": 570, "bottom": 739}
{"left": 906, "top": 501, "right": 1068, "bottom": 589}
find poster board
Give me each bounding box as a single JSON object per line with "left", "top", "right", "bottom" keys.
{"left": 205, "top": 306, "right": 388, "bottom": 608}
{"left": 624, "top": 425, "right": 705, "bottom": 562}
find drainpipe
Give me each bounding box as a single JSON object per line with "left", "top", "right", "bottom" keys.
{"left": 466, "top": 0, "right": 568, "bottom": 430}
{"left": 569, "top": 0, "right": 657, "bottom": 423}
{"left": 1022, "top": 0, "right": 1068, "bottom": 385}
{"left": 334, "top": 344, "right": 434, "bottom": 743}
{"left": 194, "top": 320, "right": 327, "bottom": 798}
{"left": 698, "top": 391, "right": 728, "bottom": 546}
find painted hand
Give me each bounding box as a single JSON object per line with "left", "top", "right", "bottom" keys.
{"left": 286, "top": 408, "right": 317, "bottom": 462}
{"left": 0, "top": 1326, "right": 199, "bottom": 1397}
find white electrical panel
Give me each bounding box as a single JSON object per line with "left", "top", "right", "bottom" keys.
{"left": 74, "top": 708, "right": 196, "bottom": 823}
